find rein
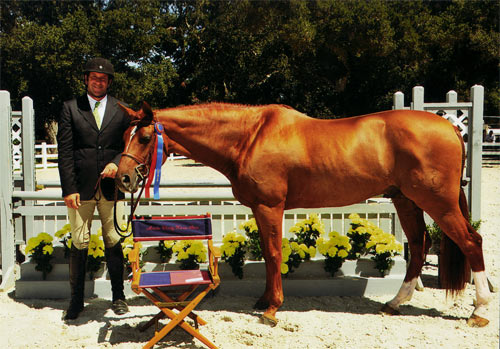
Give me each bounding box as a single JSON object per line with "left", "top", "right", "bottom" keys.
{"left": 113, "top": 121, "right": 166, "bottom": 238}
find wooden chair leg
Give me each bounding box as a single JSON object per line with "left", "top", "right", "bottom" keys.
{"left": 144, "top": 288, "right": 217, "bottom": 349}
{"left": 139, "top": 311, "right": 165, "bottom": 332}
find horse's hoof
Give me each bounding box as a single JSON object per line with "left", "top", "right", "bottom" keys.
{"left": 253, "top": 299, "right": 269, "bottom": 310}
{"left": 260, "top": 314, "right": 278, "bottom": 327}
{"left": 467, "top": 314, "right": 489, "bottom": 327}
{"left": 380, "top": 303, "right": 400, "bottom": 316}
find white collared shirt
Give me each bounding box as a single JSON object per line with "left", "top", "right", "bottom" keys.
{"left": 88, "top": 94, "right": 108, "bottom": 122}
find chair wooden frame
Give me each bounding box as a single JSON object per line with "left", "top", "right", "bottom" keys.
{"left": 128, "top": 214, "right": 220, "bottom": 349}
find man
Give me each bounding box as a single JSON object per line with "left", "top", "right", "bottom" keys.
{"left": 57, "top": 57, "right": 130, "bottom": 320}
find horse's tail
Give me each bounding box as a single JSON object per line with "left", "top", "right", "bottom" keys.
{"left": 439, "top": 126, "right": 471, "bottom": 295}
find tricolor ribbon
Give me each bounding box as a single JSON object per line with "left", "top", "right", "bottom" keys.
{"left": 145, "top": 123, "right": 164, "bottom": 200}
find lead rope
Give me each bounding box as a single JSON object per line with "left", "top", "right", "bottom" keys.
{"left": 113, "top": 178, "right": 147, "bottom": 238}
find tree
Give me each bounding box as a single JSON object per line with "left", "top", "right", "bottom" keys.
{"left": 1, "top": 0, "right": 498, "bottom": 140}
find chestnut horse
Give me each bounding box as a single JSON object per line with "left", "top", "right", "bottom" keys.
{"left": 115, "top": 102, "right": 491, "bottom": 327}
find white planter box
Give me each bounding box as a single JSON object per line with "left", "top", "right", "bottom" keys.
{"left": 15, "top": 256, "right": 406, "bottom": 299}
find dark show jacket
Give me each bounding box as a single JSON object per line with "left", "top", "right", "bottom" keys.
{"left": 57, "top": 94, "right": 130, "bottom": 201}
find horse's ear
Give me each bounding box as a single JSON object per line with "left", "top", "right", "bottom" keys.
{"left": 142, "top": 101, "right": 153, "bottom": 118}
{"left": 118, "top": 103, "right": 139, "bottom": 121}
{"left": 142, "top": 101, "right": 154, "bottom": 121}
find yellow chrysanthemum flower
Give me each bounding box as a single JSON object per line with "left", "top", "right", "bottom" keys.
{"left": 280, "top": 263, "right": 289, "bottom": 274}
{"left": 42, "top": 245, "right": 54, "bottom": 255}
{"left": 327, "top": 246, "right": 338, "bottom": 257}
{"left": 55, "top": 229, "right": 67, "bottom": 239}
{"left": 308, "top": 246, "right": 316, "bottom": 258}
{"left": 177, "top": 251, "right": 189, "bottom": 260}
{"left": 38, "top": 232, "right": 54, "bottom": 243}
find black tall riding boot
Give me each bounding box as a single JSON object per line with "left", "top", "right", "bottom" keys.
{"left": 63, "top": 245, "right": 87, "bottom": 320}
{"left": 105, "top": 241, "right": 129, "bottom": 315}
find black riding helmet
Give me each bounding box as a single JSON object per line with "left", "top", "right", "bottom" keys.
{"left": 84, "top": 57, "right": 114, "bottom": 79}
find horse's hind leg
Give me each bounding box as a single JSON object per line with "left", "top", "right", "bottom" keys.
{"left": 382, "top": 192, "right": 430, "bottom": 315}
{"left": 432, "top": 208, "right": 491, "bottom": 327}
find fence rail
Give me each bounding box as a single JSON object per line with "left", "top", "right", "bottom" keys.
{"left": 11, "top": 186, "right": 402, "bottom": 246}
{"left": 13, "top": 144, "right": 186, "bottom": 171}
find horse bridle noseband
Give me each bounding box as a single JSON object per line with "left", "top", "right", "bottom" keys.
{"left": 114, "top": 120, "right": 168, "bottom": 237}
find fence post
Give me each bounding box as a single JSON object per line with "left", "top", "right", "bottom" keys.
{"left": 468, "top": 85, "right": 483, "bottom": 222}
{"left": 41, "top": 142, "right": 47, "bottom": 169}
{"left": 412, "top": 86, "right": 425, "bottom": 111}
{"left": 0, "top": 90, "right": 16, "bottom": 291}
{"left": 446, "top": 90, "right": 458, "bottom": 104}
{"left": 21, "top": 97, "right": 36, "bottom": 242}
{"left": 393, "top": 91, "right": 405, "bottom": 110}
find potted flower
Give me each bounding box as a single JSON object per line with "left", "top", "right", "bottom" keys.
{"left": 220, "top": 231, "right": 246, "bottom": 279}
{"left": 173, "top": 240, "right": 208, "bottom": 270}
{"left": 240, "top": 218, "right": 262, "bottom": 260}
{"left": 54, "top": 223, "right": 72, "bottom": 258}
{"left": 288, "top": 213, "right": 325, "bottom": 250}
{"left": 25, "top": 232, "right": 54, "bottom": 280}
{"left": 316, "top": 231, "right": 352, "bottom": 276}
{"left": 346, "top": 213, "right": 371, "bottom": 259}
{"left": 281, "top": 238, "right": 316, "bottom": 276}
{"left": 365, "top": 229, "right": 403, "bottom": 277}
{"left": 156, "top": 240, "right": 175, "bottom": 263}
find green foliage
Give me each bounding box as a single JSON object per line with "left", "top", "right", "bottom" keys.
{"left": 25, "top": 232, "right": 54, "bottom": 280}
{"left": 156, "top": 240, "right": 174, "bottom": 263}
{"left": 239, "top": 218, "right": 262, "bottom": 261}
{"left": 1, "top": 0, "right": 498, "bottom": 140}
{"left": 220, "top": 231, "right": 247, "bottom": 279}
{"left": 288, "top": 213, "right": 325, "bottom": 249}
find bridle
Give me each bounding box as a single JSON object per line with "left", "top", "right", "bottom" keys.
{"left": 114, "top": 119, "right": 168, "bottom": 237}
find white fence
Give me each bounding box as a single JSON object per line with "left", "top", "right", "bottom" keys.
{"left": 13, "top": 142, "right": 185, "bottom": 171}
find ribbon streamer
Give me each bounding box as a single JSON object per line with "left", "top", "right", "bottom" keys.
{"left": 153, "top": 123, "right": 164, "bottom": 200}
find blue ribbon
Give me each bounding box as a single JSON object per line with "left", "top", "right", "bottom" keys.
{"left": 153, "top": 123, "right": 164, "bottom": 200}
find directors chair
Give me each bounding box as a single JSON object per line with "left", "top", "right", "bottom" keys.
{"left": 129, "top": 214, "right": 220, "bottom": 349}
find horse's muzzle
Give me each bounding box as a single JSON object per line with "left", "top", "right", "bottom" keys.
{"left": 115, "top": 173, "right": 139, "bottom": 194}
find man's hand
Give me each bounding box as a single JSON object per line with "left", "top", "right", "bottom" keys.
{"left": 101, "top": 163, "right": 118, "bottom": 178}
{"left": 64, "top": 193, "right": 80, "bottom": 209}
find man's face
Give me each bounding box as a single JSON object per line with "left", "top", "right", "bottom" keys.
{"left": 85, "top": 71, "right": 111, "bottom": 99}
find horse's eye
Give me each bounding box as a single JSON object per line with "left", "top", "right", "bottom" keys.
{"left": 139, "top": 135, "right": 152, "bottom": 144}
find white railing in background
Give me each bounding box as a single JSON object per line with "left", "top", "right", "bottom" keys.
{"left": 13, "top": 143, "right": 186, "bottom": 171}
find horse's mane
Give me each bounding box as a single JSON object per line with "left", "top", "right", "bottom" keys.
{"left": 159, "top": 102, "right": 295, "bottom": 112}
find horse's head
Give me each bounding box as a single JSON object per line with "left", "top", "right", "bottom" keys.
{"left": 116, "top": 102, "right": 169, "bottom": 194}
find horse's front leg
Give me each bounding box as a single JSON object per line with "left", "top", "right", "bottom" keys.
{"left": 251, "top": 203, "right": 285, "bottom": 326}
